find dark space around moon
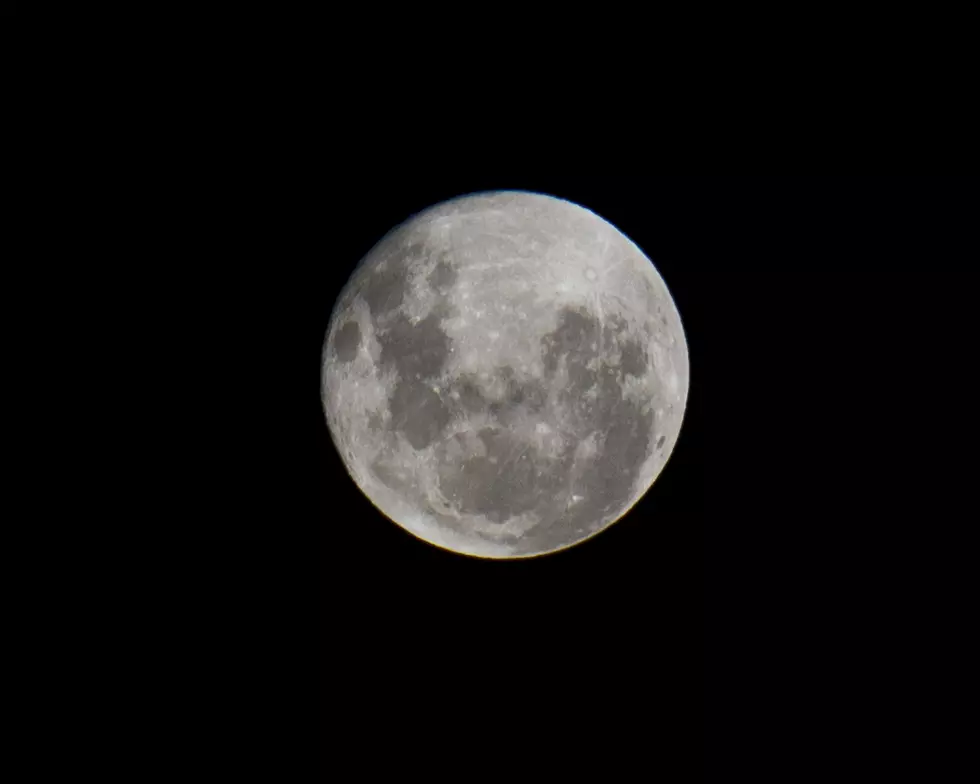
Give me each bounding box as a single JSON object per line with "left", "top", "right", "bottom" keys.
{"left": 301, "top": 175, "right": 970, "bottom": 777}
{"left": 37, "top": 28, "right": 967, "bottom": 777}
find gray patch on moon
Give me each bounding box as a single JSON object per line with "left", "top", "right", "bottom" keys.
{"left": 454, "top": 365, "right": 548, "bottom": 426}
{"left": 541, "top": 306, "right": 601, "bottom": 376}
{"left": 360, "top": 240, "right": 432, "bottom": 319}
{"left": 332, "top": 321, "right": 361, "bottom": 362}
{"left": 619, "top": 338, "right": 648, "bottom": 377}
{"left": 369, "top": 300, "right": 456, "bottom": 450}
{"left": 436, "top": 428, "right": 574, "bottom": 527}
{"left": 370, "top": 455, "right": 410, "bottom": 494}
{"left": 562, "top": 398, "right": 653, "bottom": 536}
{"left": 532, "top": 303, "right": 655, "bottom": 544}
{"left": 454, "top": 376, "right": 487, "bottom": 414}
{"left": 513, "top": 379, "right": 547, "bottom": 413}
{"left": 388, "top": 379, "right": 452, "bottom": 450}
{"left": 377, "top": 312, "right": 452, "bottom": 381}
{"left": 427, "top": 257, "right": 457, "bottom": 292}
{"left": 362, "top": 259, "right": 409, "bottom": 318}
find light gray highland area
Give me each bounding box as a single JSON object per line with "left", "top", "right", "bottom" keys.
{"left": 322, "top": 191, "right": 689, "bottom": 558}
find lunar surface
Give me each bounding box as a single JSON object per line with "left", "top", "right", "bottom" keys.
{"left": 322, "top": 191, "right": 689, "bottom": 558}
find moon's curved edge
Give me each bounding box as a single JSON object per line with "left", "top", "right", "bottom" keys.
{"left": 321, "top": 189, "right": 691, "bottom": 560}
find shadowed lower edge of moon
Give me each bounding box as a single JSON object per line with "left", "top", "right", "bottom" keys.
{"left": 327, "top": 414, "right": 673, "bottom": 562}
{"left": 345, "top": 454, "right": 666, "bottom": 561}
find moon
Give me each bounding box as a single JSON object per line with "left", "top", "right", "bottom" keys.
{"left": 322, "top": 191, "right": 689, "bottom": 559}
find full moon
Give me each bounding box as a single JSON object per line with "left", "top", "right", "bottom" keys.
{"left": 322, "top": 191, "right": 689, "bottom": 558}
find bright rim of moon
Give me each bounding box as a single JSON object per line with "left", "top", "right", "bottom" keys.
{"left": 322, "top": 191, "right": 689, "bottom": 559}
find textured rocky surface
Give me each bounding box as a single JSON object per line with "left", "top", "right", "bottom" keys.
{"left": 322, "top": 191, "right": 689, "bottom": 558}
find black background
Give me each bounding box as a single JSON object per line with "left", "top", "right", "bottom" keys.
{"left": 7, "top": 14, "right": 972, "bottom": 777}
{"left": 203, "top": 175, "right": 971, "bottom": 780}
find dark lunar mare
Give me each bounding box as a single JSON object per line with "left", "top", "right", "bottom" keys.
{"left": 359, "top": 240, "right": 427, "bottom": 318}
{"left": 518, "top": 305, "right": 655, "bottom": 553}
{"left": 619, "top": 338, "right": 648, "bottom": 378}
{"left": 439, "top": 428, "right": 564, "bottom": 524}
{"left": 332, "top": 321, "right": 361, "bottom": 362}
{"left": 427, "top": 254, "right": 457, "bottom": 292}
{"left": 363, "top": 244, "right": 457, "bottom": 462}
{"left": 387, "top": 380, "right": 452, "bottom": 450}
{"left": 378, "top": 312, "right": 452, "bottom": 382}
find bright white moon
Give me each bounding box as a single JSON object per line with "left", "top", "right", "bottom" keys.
{"left": 322, "top": 191, "right": 689, "bottom": 558}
